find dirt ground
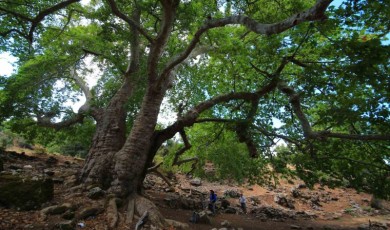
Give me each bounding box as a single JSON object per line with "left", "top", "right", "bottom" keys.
{"left": 1, "top": 148, "right": 390, "bottom": 230}
{"left": 146, "top": 174, "right": 390, "bottom": 230}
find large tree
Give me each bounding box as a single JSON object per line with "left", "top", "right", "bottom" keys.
{"left": 1, "top": 0, "right": 389, "bottom": 226}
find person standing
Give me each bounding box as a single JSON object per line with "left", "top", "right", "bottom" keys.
{"left": 239, "top": 193, "right": 247, "bottom": 214}
{"left": 209, "top": 190, "right": 217, "bottom": 214}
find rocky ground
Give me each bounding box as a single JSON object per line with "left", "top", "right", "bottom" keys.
{"left": 0, "top": 147, "right": 390, "bottom": 230}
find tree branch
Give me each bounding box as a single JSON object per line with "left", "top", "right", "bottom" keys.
{"left": 172, "top": 129, "right": 192, "bottom": 166}
{"left": 159, "top": 0, "right": 332, "bottom": 82}
{"left": 148, "top": 0, "right": 179, "bottom": 82}
{"left": 1, "top": 0, "right": 80, "bottom": 43}
{"left": 106, "top": 0, "right": 153, "bottom": 43}
{"left": 278, "top": 79, "right": 390, "bottom": 141}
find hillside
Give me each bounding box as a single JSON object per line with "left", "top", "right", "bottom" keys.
{"left": 0, "top": 147, "right": 389, "bottom": 230}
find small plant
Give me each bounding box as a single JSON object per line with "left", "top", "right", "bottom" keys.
{"left": 34, "top": 146, "right": 47, "bottom": 155}
{"left": 362, "top": 206, "right": 373, "bottom": 212}
{"left": 344, "top": 207, "right": 355, "bottom": 215}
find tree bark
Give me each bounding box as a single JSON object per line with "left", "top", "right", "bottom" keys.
{"left": 79, "top": 81, "right": 131, "bottom": 188}
{"left": 109, "top": 87, "right": 165, "bottom": 196}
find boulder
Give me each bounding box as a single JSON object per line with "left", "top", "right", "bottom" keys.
{"left": 274, "top": 193, "right": 295, "bottom": 209}
{"left": 197, "top": 211, "right": 211, "bottom": 224}
{"left": 251, "top": 206, "right": 294, "bottom": 220}
{"left": 190, "top": 178, "right": 201, "bottom": 186}
{"left": 0, "top": 175, "right": 53, "bottom": 210}
{"left": 223, "top": 189, "right": 241, "bottom": 198}
{"left": 87, "top": 187, "right": 105, "bottom": 199}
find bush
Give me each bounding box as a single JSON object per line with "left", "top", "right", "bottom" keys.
{"left": 60, "top": 143, "right": 88, "bottom": 158}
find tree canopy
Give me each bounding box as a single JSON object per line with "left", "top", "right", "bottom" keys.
{"left": 1, "top": 0, "right": 389, "bottom": 199}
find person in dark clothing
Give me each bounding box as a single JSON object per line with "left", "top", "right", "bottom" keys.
{"left": 209, "top": 190, "right": 217, "bottom": 214}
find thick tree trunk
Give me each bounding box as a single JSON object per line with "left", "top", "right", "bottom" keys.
{"left": 79, "top": 81, "right": 131, "bottom": 188}
{"left": 108, "top": 88, "right": 165, "bottom": 196}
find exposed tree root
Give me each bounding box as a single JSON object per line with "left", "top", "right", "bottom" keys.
{"left": 106, "top": 197, "right": 118, "bottom": 229}
{"left": 134, "top": 195, "right": 167, "bottom": 229}
{"left": 101, "top": 193, "right": 182, "bottom": 229}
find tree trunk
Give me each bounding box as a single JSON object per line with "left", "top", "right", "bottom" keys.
{"left": 109, "top": 88, "right": 165, "bottom": 196}
{"left": 79, "top": 81, "right": 131, "bottom": 188}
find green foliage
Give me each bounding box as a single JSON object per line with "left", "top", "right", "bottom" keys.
{"left": 290, "top": 139, "right": 390, "bottom": 199}
{"left": 0, "top": 0, "right": 389, "bottom": 198}
{"left": 3, "top": 118, "right": 95, "bottom": 158}
{"left": 164, "top": 123, "right": 274, "bottom": 185}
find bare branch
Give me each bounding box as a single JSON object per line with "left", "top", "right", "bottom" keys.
{"left": 147, "top": 162, "right": 172, "bottom": 187}
{"left": 106, "top": 0, "right": 153, "bottom": 43}
{"left": 172, "top": 130, "right": 192, "bottom": 165}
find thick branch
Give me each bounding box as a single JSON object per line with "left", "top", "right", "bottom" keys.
{"left": 148, "top": 0, "right": 179, "bottom": 82}
{"left": 160, "top": 0, "right": 332, "bottom": 81}
{"left": 35, "top": 65, "right": 94, "bottom": 129}
{"left": 154, "top": 78, "right": 279, "bottom": 152}
{"left": 37, "top": 113, "right": 85, "bottom": 130}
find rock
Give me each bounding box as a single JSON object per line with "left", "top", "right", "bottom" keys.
{"left": 62, "top": 210, "right": 75, "bottom": 220}
{"left": 251, "top": 206, "right": 294, "bottom": 220}
{"left": 41, "top": 203, "right": 72, "bottom": 216}
{"left": 0, "top": 175, "right": 53, "bottom": 210}
{"left": 274, "top": 193, "right": 295, "bottom": 209}
{"left": 249, "top": 196, "right": 260, "bottom": 205}
{"left": 297, "top": 184, "right": 307, "bottom": 189}
{"left": 197, "top": 211, "right": 211, "bottom": 224}
{"left": 166, "top": 219, "right": 189, "bottom": 229}
{"left": 189, "top": 178, "right": 201, "bottom": 186}
{"left": 9, "top": 165, "right": 22, "bottom": 170}
{"left": 357, "top": 221, "right": 387, "bottom": 230}
{"left": 51, "top": 178, "right": 65, "bottom": 184}
{"left": 221, "top": 220, "right": 231, "bottom": 227}
{"left": 44, "top": 169, "right": 55, "bottom": 176}
{"left": 23, "top": 165, "right": 33, "bottom": 169}
{"left": 223, "top": 189, "right": 241, "bottom": 198}
{"left": 223, "top": 207, "right": 237, "bottom": 214}
{"left": 220, "top": 198, "right": 230, "bottom": 209}
{"left": 290, "top": 224, "right": 302, "bottom": 229}
{"left": 87, "top": 187, "right": 105, "bottom": 199}
{"left": 165, "top": 187, "right": 175, "bottom": 192}
{"left": 291, "top": 188, "right": 300, "bottom": 198}
{"left": 55, "top": 220, "right": 75, "bottom": 230}
{"left": 77, "top": 206, "right": 104, "bottom": 220}
{"left": 45, "top": 156, "right": 58, "bottom": 165}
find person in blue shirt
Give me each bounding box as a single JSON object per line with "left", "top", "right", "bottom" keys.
{"left": 209, "top": 190, "right": 217, "bottom": 214}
